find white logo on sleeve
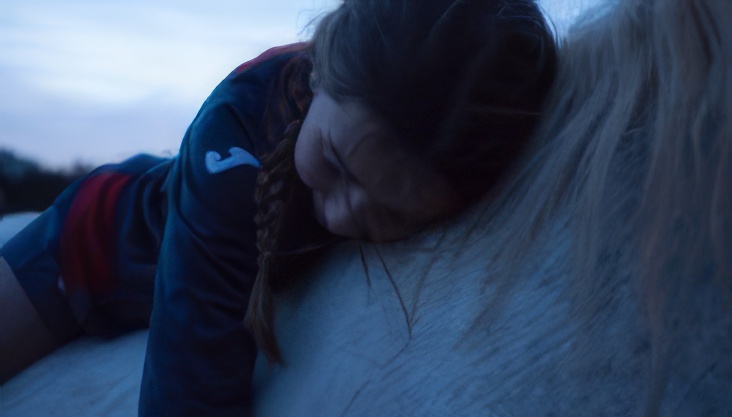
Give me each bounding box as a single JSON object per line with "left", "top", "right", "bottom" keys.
{"left": 205, "top": 147, "right": 261, "bottom": 174}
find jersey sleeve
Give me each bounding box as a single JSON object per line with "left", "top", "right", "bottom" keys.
{"left": 138, "top": 75, "right": 266, "bottom": 417}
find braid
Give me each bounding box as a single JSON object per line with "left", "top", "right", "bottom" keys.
{"left": 246, "top": 120, "right": 335, "bottom": 364}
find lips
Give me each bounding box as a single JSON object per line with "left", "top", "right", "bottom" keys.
{"left": 312, "top": 191, "right": 327, "bottom": 228}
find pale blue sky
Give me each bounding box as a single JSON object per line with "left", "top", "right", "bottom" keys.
{"left": 0, "top": 0, "right": 601, "bottom": 169}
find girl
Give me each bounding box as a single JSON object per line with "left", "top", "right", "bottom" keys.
{"left": 0, "top": 0, "right": 556, "bottom": 415}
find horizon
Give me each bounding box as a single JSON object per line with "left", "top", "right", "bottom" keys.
{"left": 0, "top": 0, "right": 602, "bottom": 170}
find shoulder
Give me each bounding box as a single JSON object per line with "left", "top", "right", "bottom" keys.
{"left": 216, "top": 43, "right": 314, "bottom": 150}
{"left": 230, "top": 43, "right": 312, "bottom": 77}
{"left": 181, "top": 44, "right": 313, "bottom": 169}
{"left": 209, "top": 43, "right": 313, "bottom": 133}
{"left": 186, "top": 43, "right": 311, "bottom": 154}
{"left": 205, "top": 43, "right": 310, "bottom": 105}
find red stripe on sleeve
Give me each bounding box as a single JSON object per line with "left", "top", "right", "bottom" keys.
{"left": 60, "top": 172, "right": 132, "bottom": 296}
{"left": 232, "top": 42, "right": 310, "bottom": 75}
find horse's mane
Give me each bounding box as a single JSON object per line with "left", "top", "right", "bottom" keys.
{"left": 247, "top": 3, "right": 730, "bottom": 414}
{"left": 481, "top": 0, "right": 731, "bottom": 412}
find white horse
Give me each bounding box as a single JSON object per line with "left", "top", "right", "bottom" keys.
{"left": 251, "top": 0, "right": 732, "bottom": 415}
{"left": 2, "top": 0, "right": 729, "bottom": 415}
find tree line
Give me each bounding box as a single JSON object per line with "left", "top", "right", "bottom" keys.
{"left": 0, "top": 149, "right": 91, "bottom": 215}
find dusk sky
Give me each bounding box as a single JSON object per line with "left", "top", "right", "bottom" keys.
{"left": 0, "top": 0, "right": 602, "bottom": 170}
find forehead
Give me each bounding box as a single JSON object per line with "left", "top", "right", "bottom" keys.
{"left": 325, "top": 97, "right": 451, "bottom": 215}
{"left": 325, "top": 97, "right": 387, "bottom": 158}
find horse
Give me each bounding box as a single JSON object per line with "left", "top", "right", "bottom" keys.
{"left": 251, "top": 0, "right": 732, "bottom": 415}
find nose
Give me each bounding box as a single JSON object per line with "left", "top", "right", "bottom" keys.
{"left": 293, "top": 136, "right": 319, "bottom": 191}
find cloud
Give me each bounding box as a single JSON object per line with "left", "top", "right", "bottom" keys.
{"left": 1, "top": 1, "right": 325, "bottom": 105}
{"left": 0, "top": 64, "right": 190, "bottom": 167}
{"left": 0, "top": 0, "right": 607, "bottom": 169}
{"left": 0, "top": 0, "right": 337, "bottom": 168}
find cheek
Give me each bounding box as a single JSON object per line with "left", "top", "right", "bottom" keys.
{"left": 294, "top": 129, "right": 333, "bottom": 193}
{"left": 320, "top": 188, "right": 415, "bottom": 242}
{"left": 320, "top": 185, "right": 368, "bottom": 239}
{"left": 293, "top": 133, "right": 315, "bottom": 188}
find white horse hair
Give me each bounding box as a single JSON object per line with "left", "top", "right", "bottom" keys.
{"left": 516, "top": 0, "right": 732, "bottom": 413}
{"left": 253, "top": 0, "right": 731, "bottom": 415}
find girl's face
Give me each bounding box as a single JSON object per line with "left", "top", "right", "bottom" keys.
{"left": 295, "top": 92, "right": 460, "bottom": 242}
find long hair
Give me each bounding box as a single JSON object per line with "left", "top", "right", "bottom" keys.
{"left": 245, "top": 50, "right": 336, "bottom": 363}
{"left": 246, "top": 120, "right": 335, "bottom": 364}
{"left": 311, "top": 0, "right": 556, "bottom": 204}
{"left": 485, "top": 0, "right": 731, "bottom": 412}
{"left": 248, "top": 0, "right": 557, "bottom": 363}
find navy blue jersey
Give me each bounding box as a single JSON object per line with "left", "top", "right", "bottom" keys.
{"left": 3, "top": 43, "right": 313, "bottom": 417}
{"left": 139, "top": 44, "right": 312, "bottom": 416}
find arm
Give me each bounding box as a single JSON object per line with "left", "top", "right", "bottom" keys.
{"left": 139, "top": 96, "right": 264, "bottom": 417}
{"left": 139, "top": 45, "right": 311, "bottom": 416}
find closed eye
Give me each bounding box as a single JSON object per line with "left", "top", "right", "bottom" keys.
{"left": 315, "top": 133, "right": 340, "bottom": 178}
{"left": 322, "top": 135, "right": 376, "bottom": 239}
{"left": 323, "top": 134, "right": 362, "bottom": 187}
